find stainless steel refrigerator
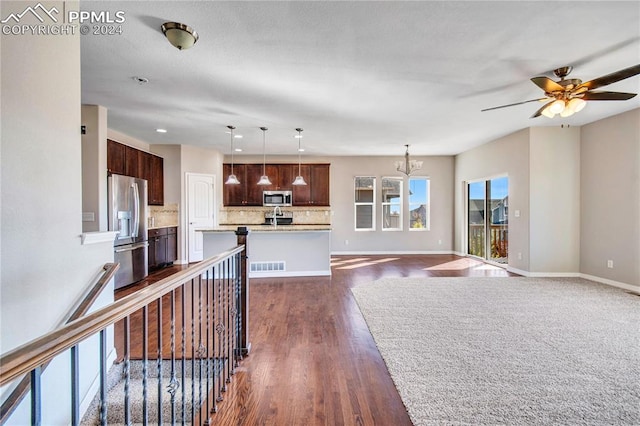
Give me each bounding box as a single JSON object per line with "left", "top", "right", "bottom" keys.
{"left": 108, "top": 174, "right": 148, "bottom": 289}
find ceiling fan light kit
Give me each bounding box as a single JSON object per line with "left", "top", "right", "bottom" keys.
{"left": 482, "top": 63, "right": 640, "bottom": 119}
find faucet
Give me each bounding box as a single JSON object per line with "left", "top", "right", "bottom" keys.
{"left": 272, "top": 205, "right": 282, "bottom": 228}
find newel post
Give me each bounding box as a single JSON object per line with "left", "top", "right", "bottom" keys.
{"left": 235, "top": 226, "right": 251, "bottom": 355}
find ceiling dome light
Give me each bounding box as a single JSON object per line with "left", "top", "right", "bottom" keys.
{"left": 161, "top": 22, "right": 199, "bottom": 50}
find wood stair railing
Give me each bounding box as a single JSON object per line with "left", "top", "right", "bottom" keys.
{"left": 0, "top": 262, "right": 120, "bottom": 425}
{"left": 0, "top": 227, "right": 250, "bottom": 426}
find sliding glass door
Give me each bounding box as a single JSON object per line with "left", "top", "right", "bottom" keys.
{"left": 467, "top": 177, "right": 508, "bottom": 264}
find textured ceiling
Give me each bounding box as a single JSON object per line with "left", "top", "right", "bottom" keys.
{"left": 81, "top": 1, "right": 640, "bottom": 156}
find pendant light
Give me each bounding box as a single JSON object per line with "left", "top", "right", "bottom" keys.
{"left": 292, "top": 128, "right": 307, "bottom": 186}
{"left": 224, "top": 125, "right": 241, "bottom": 185}
{"left": 257, "top": 127, "right": 272, "bottom": 185}
{"left": 395, "top": 144, "right": 423, "bottom": 177}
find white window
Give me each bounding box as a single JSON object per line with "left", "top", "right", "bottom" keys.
{"left": 382, "top": 177, "right": 402, "bottom": 230}
{"left": 409, "top": 177, "right": 429, "bottom": 230}
{"left": 355, "top": 176, "right": 375, "bottom": 230}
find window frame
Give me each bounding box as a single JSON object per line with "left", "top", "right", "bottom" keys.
{"left": 354, "top": 176, "right": 376, "bottom": 231}
{"left": 408, "top": 177, "right": 430, "bottom": 231}
{"left": 381, "top": 176, "right": 403, "bottom": 231}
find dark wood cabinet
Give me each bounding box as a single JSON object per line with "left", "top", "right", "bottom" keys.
{"left": 149, "top": 155, "right": 164, "bottom": 205}
{"left": 107, "top": 139, "right": 125, "bottom": 175}
{"left": 292, "top": 164, "right": 330, "bottom": 206}
{"left": 223, "top": 163, "right": 330, "bottom": 206}
{"left": 124, "top": 145, "right": 139, "bottom": 177}
{"left": 107, "top": 139, "right": 164, "bottom": 205}
{"left": 223, "top": 164, "right": 266, "bottom": 206}
{"left": 148, "top": 226, "right": 177, "bottom": 271}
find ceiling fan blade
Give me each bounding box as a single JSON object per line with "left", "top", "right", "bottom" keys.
{"left": 531, "top": 76, "right": 564, "bottom": 93}
{"left": 581, "top": 91, "right": 637, "bottom": 101}
{"left": 576, "top": 64, "right": 640, "bottom": 91}
{"left": 530, "top": 100, "right": 555, "bottom": 118}
{"left": 481, "top": 98, "right": 548, "bottom": 112}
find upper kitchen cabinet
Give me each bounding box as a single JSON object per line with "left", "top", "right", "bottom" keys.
{"left": 107, "top": 139, "right": 125, "bottom": 175}
{"left": 223, "top": 164, "right": 262, "bottom": 206}
{"left": 107, "top": 139, "right": 164, "bottom": 205}
{"left": 292, "top": 164, "right": 330, "bottom": 206}
{"left": 222, "top": 163, "right": 330, "bottom": 206}
{"left": 148, "top": 154, "right": 164, "bottom": 206}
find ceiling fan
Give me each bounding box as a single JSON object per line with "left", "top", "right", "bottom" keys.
{"left": 482, "top": 64, "right": 640, "bottom": 118}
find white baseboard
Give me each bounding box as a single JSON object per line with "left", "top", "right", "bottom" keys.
{"left": 507, "top": 267, "right": 580, "bottom": 278}
{"left": 580, "top": 273, "right": 640, "bottom": 294}
{"left": 249, "top": 270, "right": 331, "bottom": 279}
{"left": 331, "top": 250, "right": 455, "bottom": 255}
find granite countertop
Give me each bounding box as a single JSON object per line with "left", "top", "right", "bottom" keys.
{"left": 148, "top": 224, "right": 178, "bottom": 230}
{"left": 198, "top": 224, "right": 332, "bottom": 232}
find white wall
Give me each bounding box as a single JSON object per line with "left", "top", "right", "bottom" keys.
{"left": 529, "top": 127, "right": 581, "bottom": 274}
{"left": 454, "top": 129, "right": 531, "bottom": 271}
{"left": 1, "top": 1, "right": 114, "bottom": 423}
{"left": 580, "top": 109, "right": 640, "bottom": 288}
{"left": 81, "top": 105, "right": 108, "bottom": 232}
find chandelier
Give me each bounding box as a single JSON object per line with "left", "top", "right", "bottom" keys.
{"left": 395, "top": 144, "right": 422, "bottom": 176}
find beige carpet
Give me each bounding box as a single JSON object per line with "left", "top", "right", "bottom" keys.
{"left": 351, "top": 277, "right": 640, "bottom": 425}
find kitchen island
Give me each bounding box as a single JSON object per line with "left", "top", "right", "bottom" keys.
{"left": 198, "top": 225, "right": 331, "bottom": 278}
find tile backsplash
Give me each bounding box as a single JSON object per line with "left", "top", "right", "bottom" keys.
{"left": 148, "top": 203, "right": 179, "bottom": 228}
{"left": 220, "top": 207, "right": 331, "bottom": 225}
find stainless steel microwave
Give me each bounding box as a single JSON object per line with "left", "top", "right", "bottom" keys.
{"left": 263, "top": 190, "right": 292, "bottom": 206}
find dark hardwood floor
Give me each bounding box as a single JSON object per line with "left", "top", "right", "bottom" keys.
{"left": 116, "top": 255, "right": 515, "bottom": 425}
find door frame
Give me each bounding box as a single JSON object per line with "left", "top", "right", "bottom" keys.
{"left": 464, "top": 173, "right": 509, "bottom": 267}
{"left": 185, "top": 172, "right": 216, "bottom": 263}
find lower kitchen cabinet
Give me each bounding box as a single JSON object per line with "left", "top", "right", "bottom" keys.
{"left": 148, "top": 226, "right": 177, "bottom": 270}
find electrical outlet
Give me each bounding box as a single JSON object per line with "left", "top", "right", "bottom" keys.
{"left": 518, "top": 252, "right": 522, "bottom": 260}
{"left": 607, "top": 260, "right": 613, "bottom": 269}
{"left": 438, "top": 239, "right": 442, "bottom": 245}
{"left": 345, "top": 239, "right": 349, "bottom": 245}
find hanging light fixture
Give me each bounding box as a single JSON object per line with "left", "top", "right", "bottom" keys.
{"left": 292, "top": 128, "right": 307, "bottom": 186}
{"left": 225, "top": 125, "right": 240, "bottom": 185}
{"left": 161, "top": 22, "right": 199, "bottom": 50}
{"left": 257, "top": 127, "right": 272, "bottom": 185}
{"left": 395, "top": 144, "right": 423, "bottom": 177}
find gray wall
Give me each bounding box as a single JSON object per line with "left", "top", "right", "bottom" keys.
{"left": 226, "top": 154, "right": 455, "bottom": 253}
{"left": 529, "top": 127, "right": 581, "bottom": 273}
{"left": 580, "top": 109, "right": 640, "bottom": 288}
{"left": 454, "top": 129, "right": 531, "bottom": 271}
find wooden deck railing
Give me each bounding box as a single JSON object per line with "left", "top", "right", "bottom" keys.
{"left": 468, "top": 223, "right": 508, "bottom": 261}
{"left": 0, "top": 227, "right": 250, "bottom": 426}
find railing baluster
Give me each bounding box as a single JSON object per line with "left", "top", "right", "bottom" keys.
{"left": 70, "top": 345, "right": 79, "bottom": 426}
{"left": 30, "top": 366, "right": 41, "bottom": 426}
{"left": 213, "top": 264, "right": 220, "bottom": 411}
{"left": 191, "top": 277, "right": 196, "bottom": 424}
{"left": 99, "top": 329, "right": 107, "bottom": 426}
{"left": 157, "top": 296, "right": 163, "bottom": 426}
{"left": 206, "top": 266, "right": 215, "bottom": 417}
{"left": 225, "top": 258, "right": 231, "bottom": 385}
{"left": 123, "top": 317, "right": 131, "bottom": 426}
{"left": 198, "top": 275, "right": 203, "bottom": 407}
{"left": 169, "top": 289, "right": 178, "bottom": 424}
{"left": 181, "top": 284, "right": 187, "bottom": 422}
{"left": 142, "top": 306, "right": 148, "bottom": 425}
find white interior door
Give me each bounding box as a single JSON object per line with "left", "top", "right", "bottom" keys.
{"left": 187, "top": 173, "right": 215, "bottom": 262}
